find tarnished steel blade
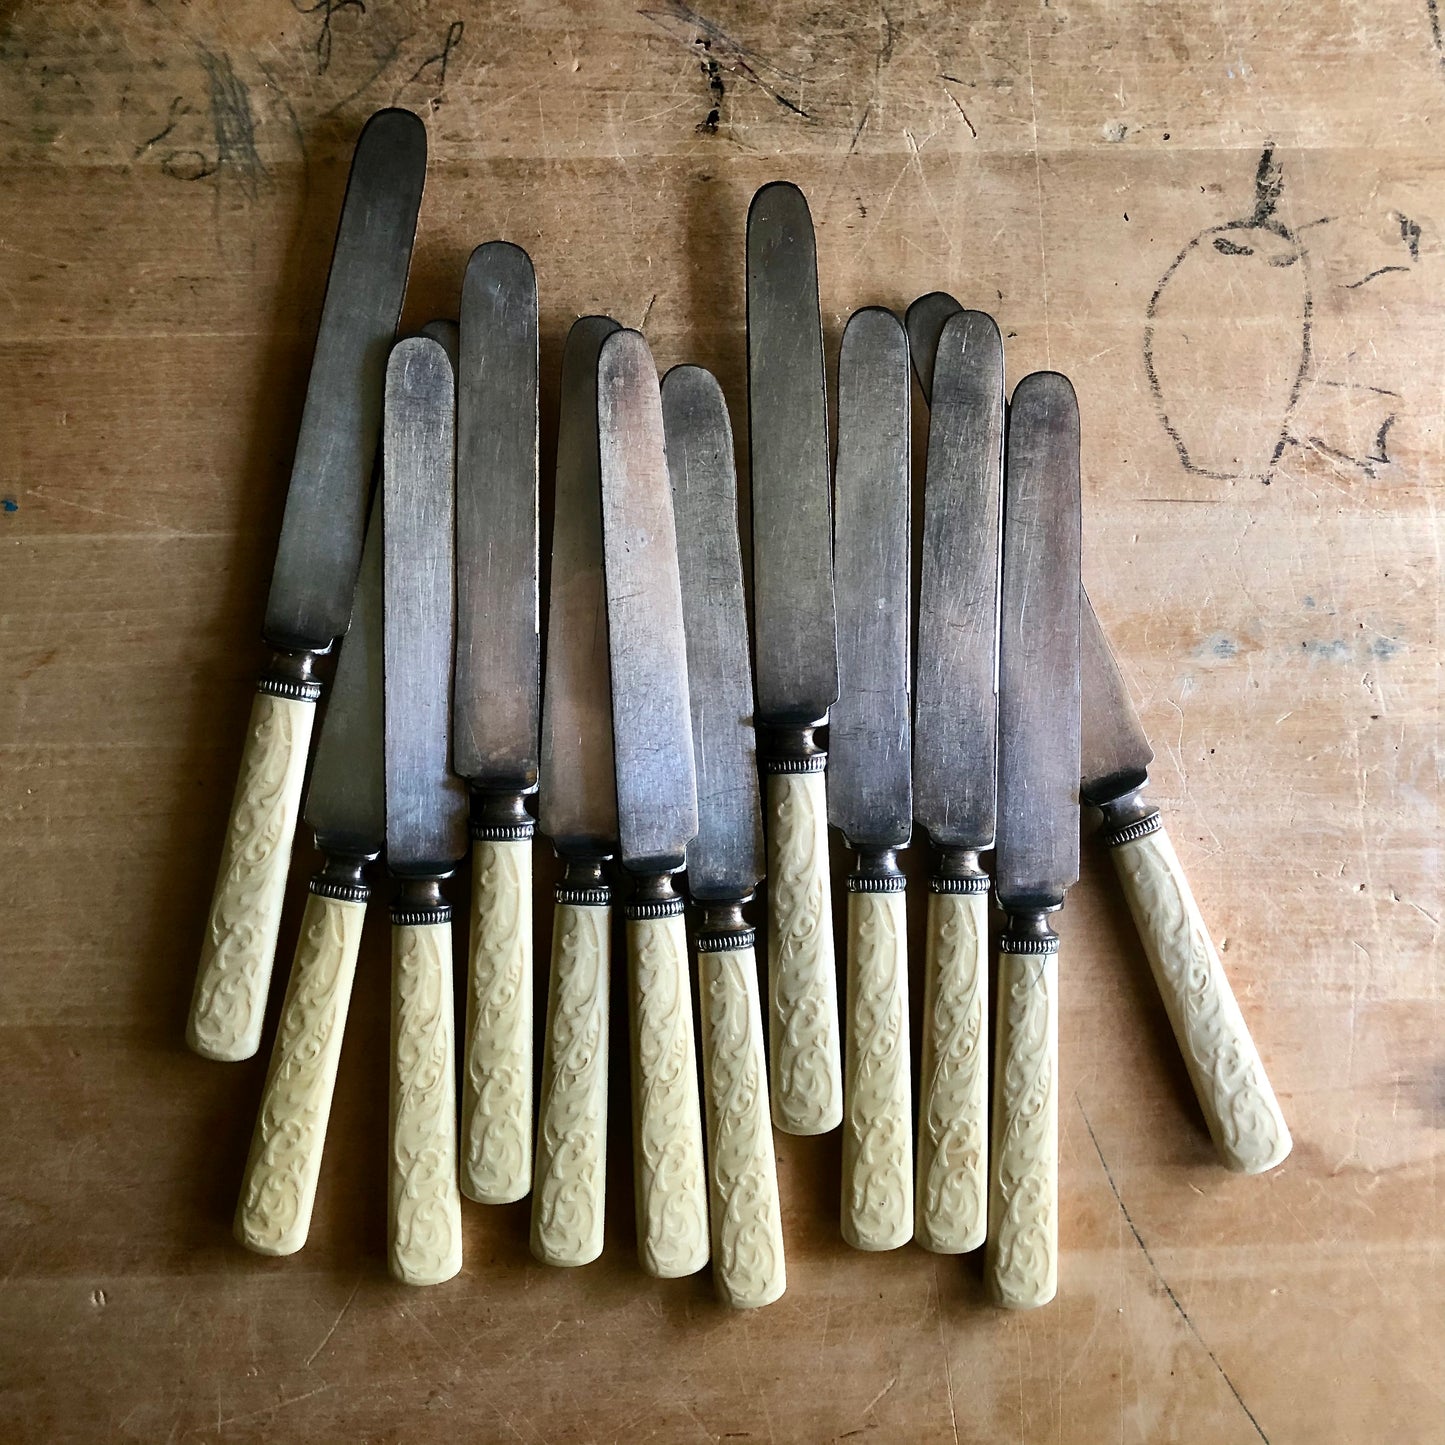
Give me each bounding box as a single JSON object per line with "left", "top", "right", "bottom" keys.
{"left": 265, "top": 108, "right": 426, "bottom": 654}
{"left": 996, "top": 372, "right": 1082, "bottom": 911}
{"left": 419, "top": 318, "right": 459, "bottom": 368}
{"left": 382, "top": 337, "right": 467, "bottom": 874}
{"left": 1080, "top": 595, "right": 1153, "bottom": 806}
{"left": 539, "top": 317, "right": 621, "bottom": 857}
{"left": 597, "top": 330, "right": 698, "bottom": 875}
{"left": 306, "top": 492, "right": 385, "bottom": 859}
{"left": 662, "top": 364, "right": 764, "bottom": 901}
{"left": 746, "top": 181, "right": 838, "bottom": 727}
{"left": 454, "top": 242, "right": 540, "bottom": 790}
{"left": 828, "top": 308, "right": 913, "bottom": 851}
{"left": 905, "top": 298, "right": 1004, "bottom": 851}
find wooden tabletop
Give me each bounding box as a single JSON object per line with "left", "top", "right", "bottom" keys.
{"left": 3, "top": 2, "right": 1440, "bottom": 1440}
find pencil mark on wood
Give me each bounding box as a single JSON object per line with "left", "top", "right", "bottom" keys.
{"left": 294, "top": 0, "right": 367, "bottom": 77}
{"left": 135, "top": 95, "right": 190, "bottom": 156}
{"left": 320, "top": 38, "right": 405, "bottom": 120}
{"left": 409, "top": 19, "right": 464, "bottom": 102}
{"left": 196, "top": 48, "right": 269, "bottom": 199}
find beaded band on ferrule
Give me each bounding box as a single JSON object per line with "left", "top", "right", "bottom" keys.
{"left": 556, "top": 884, "right": 611, "bottom": 907}
{"left": 391, "top": 903, "right": 452, "bottom": 927}
{"left": 470, "top": 819, "right": 536, "bottom": 842}
{"left": 931, "top": 873, "right": 989, "bottom": 895}
{"left": 1001, "top": 932, "right": 1059, "bottom": 956}
{"left": 257, "top": 675, "right": 323, "bottom": 703}
{"left": 847, "top": 872, "right": 906, "bottom": 894}
{"left": 624, "top": 896, "right": 685, "bottom": 921}
{"left": 310, "top": 877, "right": 370, "bottom": 904}
{"left": 1106, "top": 810, "right": 1162, "bottom": 848}
{"left": 697, "top": 927, "right": 757, "bottom": 954}
{"left": 762, "top": 752, "right": 827, "bottom": 775}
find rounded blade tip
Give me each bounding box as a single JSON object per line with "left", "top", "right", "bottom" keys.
{"left": 598, "top": 327, "right": 658, "bottom": 388}
{"left": 358, "top": 106, "right": 427, "bottom": 157}
{"left": 465, "top": 238, "right": 537, "bottom": 292}
{"left": 748, "top": 178, "right": 812, "bottom": 224}
{"left": 661, "top": 362, "right": 728, "bottom": 418}
{"left": 388, "top": 334, "right": 453, "bottom": 390}
{"left": 842, "top": 303, "right": 908, "bottom": 354}
{"left": 1011, "top": 370, "right": 1079, "bottom": 430}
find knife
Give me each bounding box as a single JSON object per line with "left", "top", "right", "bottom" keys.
{"left": 746, "top": 181, "right": 842, "bottom": 1137}
{"left": 188, "top": 109, "right": 426, "bottom": 1062}
{"left": 382, "top": 336, "right": 468, "bottom": 1286}
{"left": 532, "top": 315, "right": 621, "bottom": 1269}
{"left": 419, "top": 318, "right": 459, "bottom": 367}
{"left": 598, "top": 329, "right": 709, "bottom": 1280}
{"left": 234, "top": 490, "right": 384, "bottom": 1257}
{"left": 904, "top": 294, "right": 1003, "bottom": 1254}
{"left": 989, "top": 371, "right": 1081, "bottom": 1311}
{"left": 1082, "top": 602, "right": 1292, "bottom": 1173}
{"left": 455, "top": 242, "right": 540, "bottom": 1206}
{"left": 828, "top": 308, "right": 914, "bottom": 1252}
{"left": 663, "top": 363, "right": 786, "bottom": 1308}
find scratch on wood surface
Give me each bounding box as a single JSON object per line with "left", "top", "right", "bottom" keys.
{"left": 303, "top": 1276, "right": 361, "bottom": 1368}
{"left": 1023, "top": 32, "right": 1052, "bottom": 366}
{"left": 215, "top": 1383, "right": 336, "bottom": 1429}
{"left": 1076, "top": 1095, "right": 1272, "bottom": 1445}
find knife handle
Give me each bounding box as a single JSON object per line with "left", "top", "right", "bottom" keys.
{"left": 189, "top": 669, "right": 320, "bottom": 1061}
{"left": 1108, "top": 814, "right": 1292, "bottom": 1174}
{"left": 915, "top": 876, "right": 989, "bottom": 1254}
{"left": 531, "top": 869, "right": 612, "bottom": 1268}
{"left": 696, "top": 909, "right": 786, "bottom": 1308}
{"left": 764, "top": 761, "right": 842, "bottom": 1136}
{"left": 841, "top": 863, "right": 913, "bottom": 1251}
{"left": 626, "top": 882, "right": 709, "bottom": 1279}
{"left": 461, "top": 821, "right": 534, "bottom": 1205}
{"left": 235, "top": 877, "right": 367, "bottom": 1255}
{"left": 389, "top": 889, "right": 463, "bottom": 1286}
{"left": 987, "top": 920, "right": 1059, "bottom": 1310}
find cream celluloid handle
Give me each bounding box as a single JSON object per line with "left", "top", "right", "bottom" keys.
{"left": 627, "top": 908, "right": 709, "bottom": 1279}
{"left": 1112, "top": 820, "right": 1291, "bottom": 1174}
{"left": 461, "top": 838, "right": 534, "bottom": 1204}
{"left": 531, "top": 896, "right": 611, "bottom": 1267}
{"left": 189, "top": 687, "right": 315, "bottom": 1062}
{"left": 841, "top": 887, "right": 913, "bottom": 1251}
{"left": 915, "top": 886, "right": 989, "bottom": 1254}
{"left": 697, "top": 940, "right": 786, "bottom": 1308}
{"left": 234, "top": 888, "right": 365, "bottom": 1255}
{"left": 765, "top": 768, "right": 842, "bottom": 1135}
{"left": 389, "top": 918, "right": 463, "bottom": 1286}
{"left": 987, "top": 942, "right": 1058, "bottom": 1310}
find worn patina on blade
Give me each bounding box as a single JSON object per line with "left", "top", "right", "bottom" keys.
{"left": 996, "top": 373, "right": 1082, "bottom": 911}
{"left": 1079, "top": 599, "right": 1154, "bottom": 807}
{"left": 383, "top": 337, "right": 468, "bottom": 875}
{"left": 539, "top": 317, "right": 621, "bottom": 857}
{"left": 662, "top": 364, "right": 764, "bottom": 901}
{"left": 454, "top": 242, "right": 540, "bottom": 791}
{"left": 905, "top": 299, "right": 1004, "bottom": 852}
{"left": 598, "top": 330, "right": 698, "bottom": 875}
{"left": 828, "top": 307, "right": 912, "bottom": 851}
{"left": 746, "top": 181, "right": 838, "bottom": 727}
{"left": 265, "top": 108, "right": 427, "bottom": 655}
{"left": 305, "top": 494, "right": 385, "bottom": 861}
{"left": 419, "top": 318, "right": 459, "bottom": 368}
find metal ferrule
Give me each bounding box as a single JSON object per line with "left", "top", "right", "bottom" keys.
{"left": 696, "top": 898, "right": 756, "bottom": 954}
{"left": 931, "top": 846, "right": 989, "bottom": 895}
{"left": 257, "top": 649, "right": 324, "bottom": 704}
{"left": 1001, "top": 909, "right": 1060, "bottom": 955}
{"left": 390, "top": 876, "right": 452, "bottom": 926}
{"left": 847, "top": 846, "right": 907, "bottom": 894}
{"left": 1097, "top": 788, "right": 1162, "bottom": 848}
{"left": 470, "top": 789, "right": 537, "bottom": 842}
{"left": 624, "top": 872, "right": 685, "bottom": 921}
{"left": 309, "top": 853, "right": 372, "bottom": 904}
{"left": 759, "top": 722, "right": 827, "bottom": 775}
{"left": 555, "top": 855, "right": 612, "bottom": 908}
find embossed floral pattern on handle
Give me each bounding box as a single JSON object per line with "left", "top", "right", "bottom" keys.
{"left": 766, "top": 770, "right": 842, "bottom": 1135}
{"left": 842, "top": 890, "right": 913, "bottom": 1251}
{"left": 627, "top": 912, "right": 709, "bottom": 1279}
{"left": 987, "top": 948, "right": 1058, "bottom": 1310}
{"left": 190, "top": 690, "right": 314, "bottom": 1062}
{"left": 235, "top": 890, "right": 365, "bottom": 1256}
{"left": 390, "top": 920, "right": 463, "bottom": 1286}
{"left": 532, "top": 900, "right": 610, "bottom": 1267}
{"left": 461, "top": 839, "right": 534, "bottom": 1204}
{"left": 698, "top": 944, "right": 786, "bottom": 1308}
{"left": 1113, "top": 824, "right": 1291, "bottom": 1174}
{"left": 915, "top": 889, "right": 988, "bottom": 1253}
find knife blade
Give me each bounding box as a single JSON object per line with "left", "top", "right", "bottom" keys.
{"left": 235, "top": 491, "right": 384, "bottom": 1258}
{"left": 1082, "top": 603, "right": 1292, "bottom": 1173}
{"left": 663, "top": 363, "right": 784, "bottom": 1309}
{"left": 454, "top": 242, "right": 541, "bottom": 1207}
{"left": 531, "top": 315, "right": 620, "bottom": 1270}
{"left": 904, "top": 293, "right": 1003, "bottom": 1255}
{"left": 382, "top": 335, "right": 467, "bottom": 1287}
{"left": 189, "top": 108, "right": 427, "bottom": 1063}
{"left": 745, "top": 180, "right": 841, "bottom": 1136}
{"left": 829, "top": 307, "right": 914, "bottom": 1252}
{"left": 598, "top": 329, "right": 708, "bottom": 1280}
{"left": 989, "top": 371, "right": 1081, "bottom": 1311}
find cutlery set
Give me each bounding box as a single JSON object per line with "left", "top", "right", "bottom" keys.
{"left": 192, "top": 108, "right": 1291, "bottom": 1309}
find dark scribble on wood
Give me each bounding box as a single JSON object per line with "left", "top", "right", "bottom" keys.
{"left": 409, "top": 19, "right": 464, "bottom": 98}
{"left": 294, "top": 0, "right": 368, "bottom": 78}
